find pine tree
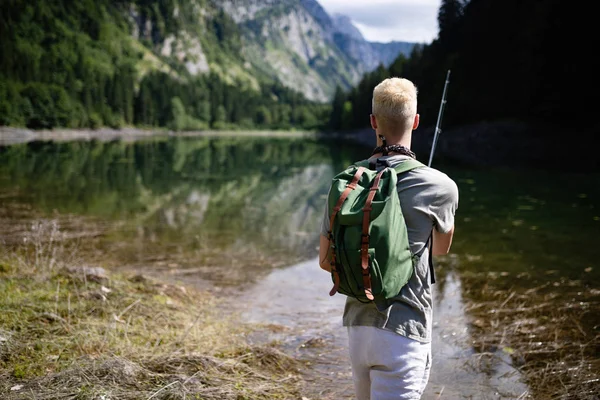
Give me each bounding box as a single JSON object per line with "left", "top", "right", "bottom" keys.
{"left": 328, "top": 86, "right": 346, "bottom": 130}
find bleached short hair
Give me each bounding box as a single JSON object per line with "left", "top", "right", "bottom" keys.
{"left": 372, "top": 77, "right": 418, "bottom": 131}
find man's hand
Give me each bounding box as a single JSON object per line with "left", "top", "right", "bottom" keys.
{"left": 319, "top": 235, "right": 332, "bottom": 272}
{"left": 432, "top": 226, "right": 454, "bottom": 256}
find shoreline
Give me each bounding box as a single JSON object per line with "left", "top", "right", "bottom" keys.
{"left": 0, "top": 126, "right": 358, "bottom": 146}
{"left": 2, "top": 121, "right": 599, "bottom": 171}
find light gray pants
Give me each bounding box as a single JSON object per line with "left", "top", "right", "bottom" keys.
{"left": 347, "top": 326, "right": 432, "bottom": 400}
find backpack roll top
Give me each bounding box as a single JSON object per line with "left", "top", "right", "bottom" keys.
{"left": 326, "top": 159, "right": 425, "bottom": 304}
{"left": 331, "top": 167, "right": 398, "bottom": 226}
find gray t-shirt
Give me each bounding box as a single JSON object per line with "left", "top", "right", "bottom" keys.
{"left": 320, "top": 155, "right": 459, "bottom": 343}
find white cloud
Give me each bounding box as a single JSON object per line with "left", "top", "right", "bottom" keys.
{"left": 319, "top": 0, "right": 441, "bottom": 43}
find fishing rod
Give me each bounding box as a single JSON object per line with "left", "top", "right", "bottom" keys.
{"left": 428, "top": 69, "right": 451, "bottom": 167}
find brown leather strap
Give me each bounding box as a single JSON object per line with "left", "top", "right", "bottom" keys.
{"left": 360, "top": 169, "right": 385, "bottom": 300}
{"left": 328, "top": 167, "right": 365, "bottom": 296}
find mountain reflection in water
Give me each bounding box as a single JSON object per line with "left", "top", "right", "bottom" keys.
{"left": 0, "top": 136, "right": 365, "bottom": 285}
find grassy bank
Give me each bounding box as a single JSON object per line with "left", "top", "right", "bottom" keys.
{"left": 0, "top": 223, "right": 303, "bottom": 399}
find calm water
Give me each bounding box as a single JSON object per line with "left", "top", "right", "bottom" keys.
{"left": 1, "top": 135, "right": 598, "bottom": 399}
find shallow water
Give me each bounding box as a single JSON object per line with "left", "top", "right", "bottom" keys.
{"left": 239, "top": 258, "right": 529, "bottom": 399}
{"left": 1, "top": 134, "right": 598, "bottom": 399}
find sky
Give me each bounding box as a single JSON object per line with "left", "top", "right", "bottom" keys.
{"left": 318, "top": 0, "right": 442, "bottom": 44}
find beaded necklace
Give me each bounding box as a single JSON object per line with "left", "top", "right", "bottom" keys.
{"left": 371, "top": 135, "right": 417, "bottom": 159}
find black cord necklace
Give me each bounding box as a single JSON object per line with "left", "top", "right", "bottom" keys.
{"left": 371, "top": 135, "right": 417, "bottom": 159}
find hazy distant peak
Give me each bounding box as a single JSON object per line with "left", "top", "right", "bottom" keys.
{"left": 331, "top": 13, "right": 365, "bottom": 41}
{"left": 299, "top": 0, "right": 333, "bottom": 25}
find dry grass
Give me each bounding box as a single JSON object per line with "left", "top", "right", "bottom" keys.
{"left": 459, "top": 271, "right": 600, "bottom": 400}
{"left": 0, "top": 221, "right": 303, "bottom": 399}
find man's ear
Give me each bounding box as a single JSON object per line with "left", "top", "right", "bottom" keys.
{"left": 370, "top": 114, "right": 378, "bottom": 130}
{"left": 412, "top": 113, "right": 420, "bottom": 130}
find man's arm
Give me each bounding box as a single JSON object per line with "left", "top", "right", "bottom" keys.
{"left": 319, "top": 234, "right": 332, "bottom": 272}
{"left": 432, "top": 225, "right": 454, "bottom": 256}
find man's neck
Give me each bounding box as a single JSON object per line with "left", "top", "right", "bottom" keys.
{"left": 376, "top": 131, "right": 412, "bottom": 149}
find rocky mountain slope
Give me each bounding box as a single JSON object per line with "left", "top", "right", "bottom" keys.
{"left": 134, "top": 0, "right": 416, "bottom": 102}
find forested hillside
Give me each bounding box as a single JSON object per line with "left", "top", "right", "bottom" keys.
{"left": 329, "top": 0, "right": 599, "bottom": 145}
{"left": 0, "top": 0, "right": 329, "bottom": 130}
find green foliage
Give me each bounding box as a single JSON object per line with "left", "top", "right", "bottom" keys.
{"left": 214, "top": 105, "right": 227, "bottom": 125}
{"left": 169, "top": 96, "right": 208, "bottom": 131}
{"left": 18, "top": 83, "right": 75, "bottom": 129}
{"left": 170, "top": 97, "right": 187, "bottom": 131}
{"left": 88, "top": 112, "right": 103, "bottom": 129}
{"left": 210, "top": 9, "right": 242, "bottom": 54}
{"left": 255, "top": 106, "right": 272, "bottom": 127}
{"left": 341, "top": 101, "right": 354, "bottom": 131}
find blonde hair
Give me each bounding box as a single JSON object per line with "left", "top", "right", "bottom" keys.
{"left": 372, "top": 77, "right": 418, "bottom": 132}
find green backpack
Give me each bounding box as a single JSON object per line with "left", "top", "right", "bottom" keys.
{"left": 325, "top": 158, "right": 426, "bottom": 304}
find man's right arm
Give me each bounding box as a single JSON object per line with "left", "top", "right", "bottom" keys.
{"left": 432, "top": 225, "right": 454, "bottom": 256}
{"left": 426, "top": 171, "right": 459, "bottom": 256}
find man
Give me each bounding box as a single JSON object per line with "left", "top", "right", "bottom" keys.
{"left": 319, "top": 77, "right": 459, "bottom": 399}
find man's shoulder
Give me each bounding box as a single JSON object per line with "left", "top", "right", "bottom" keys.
{"left": 415, "top": 165, "right": 455, "bottom": 182}
{"left": 400, "top": 164, "right": 459, "bottom": 203}
{"left": 404, "top": 163, "right": 456, "bottom": 185}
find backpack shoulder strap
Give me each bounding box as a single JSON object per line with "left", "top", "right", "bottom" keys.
{"left": 391, "top": 159, "right": 436, "bottom": 284}
{"left": 392, "top": 159, "right": 426, "bottom": 175}
{"left": 354, "top": 159, "right": 371, "bottom": 169}
{"left": 357, "top": 158, "right": 425, "bottom": 173}
{"left": 327, "top": 166, "right": 366, "bottom": 296}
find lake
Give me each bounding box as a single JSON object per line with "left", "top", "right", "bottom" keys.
{"left": 1, "top": 134, "right": 598, "bottom": 399}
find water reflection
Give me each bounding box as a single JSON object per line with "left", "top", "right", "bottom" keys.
{"left": 0, "top": 136, "right": 365, "bottom": 284}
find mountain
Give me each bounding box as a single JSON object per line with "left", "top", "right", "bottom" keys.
{"left": 0, "top": 0, "right": 416, "bottom": 130}
{"left": 218, "top": 0, "right": 360, "bottom": 102}
{"left": 331, "top": 14, "right": 364, "bottom": 41}
{"left": 369, "top": 41, "right": 415, "bottom": 67}
{"left": 217, "top": 0, "right": 416, "bottom": 101}
{"left": 331, "top": 13, "right": 415, "bottom": 72}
